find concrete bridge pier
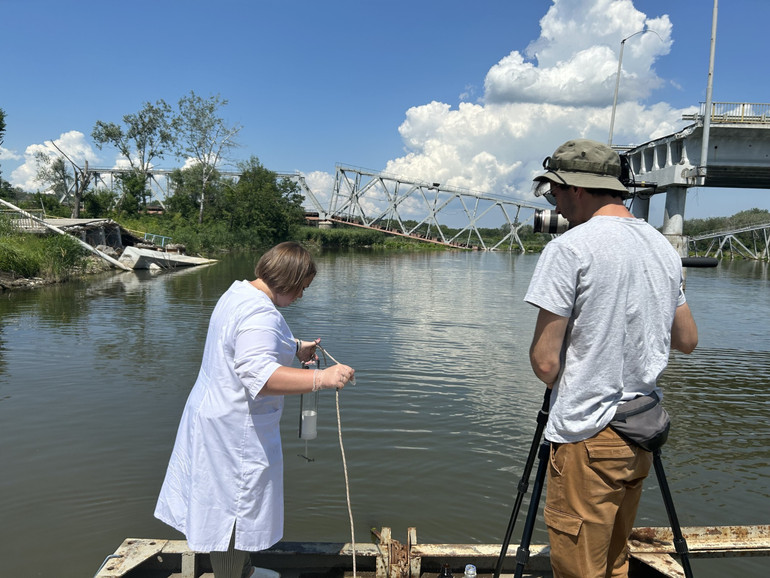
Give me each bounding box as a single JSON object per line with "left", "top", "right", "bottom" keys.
{"left": 661, "top": 186, "right": 688, "bottom": 257}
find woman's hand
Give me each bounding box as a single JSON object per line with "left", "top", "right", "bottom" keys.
{"left": 314, "top": 364, "right": 356, "bottom": 390}
{"left": 296, "top": 338, "right": 320, "bottom": 364}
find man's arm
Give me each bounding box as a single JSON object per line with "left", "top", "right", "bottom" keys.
{"left": 530, "top": 308, "right": 570, "bottom": 388}
{"left": 671, "top": 302, "right": 698, "bottom": 354}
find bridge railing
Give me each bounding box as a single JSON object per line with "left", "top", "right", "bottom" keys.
{"left": 682, "top": 102, "right": 770, "bottom": 124}
{"left": 688, "top": 222, "right": 770, "bottom": 261}
{"left": 1, "top": 208, "right": 46, "bottom": 230}
{"left": 124, "top": 228, "right": 173, "bottom": 248}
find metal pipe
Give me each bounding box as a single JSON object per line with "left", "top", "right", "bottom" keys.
{"left": 0, "top": 197, "right": 132, "bottom": 271}
{"left": 608, "top": 28, "right": 662, "bottom": 146}
{"left": 608, "top": 36, "right": 629, "bottom": 146}
{"left": 699, "top": 0, "right": 719, "bottom": 181}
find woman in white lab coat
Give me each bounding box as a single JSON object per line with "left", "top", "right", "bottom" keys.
{"left": 155, "top": 242, "right": 355, "bottom": 578}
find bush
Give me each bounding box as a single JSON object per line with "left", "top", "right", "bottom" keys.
{"left": 0, "top": 226, "right": 88, "bottom": 281}
{"left": 39, "top": 234, "right": 89, "bottom": 279}
{"left": 0, "top": 241, "right": 39, "bottom": 278}
{"left": 297, "top": 226, "right": 394, "bottom": 248}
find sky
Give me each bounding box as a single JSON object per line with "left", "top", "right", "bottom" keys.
{"left": 1, "top": 0, "right": 768, "bottom": 226}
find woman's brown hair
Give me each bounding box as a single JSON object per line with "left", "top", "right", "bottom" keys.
{"left": 255, "top": 242, "right": 316, "bottom": 297}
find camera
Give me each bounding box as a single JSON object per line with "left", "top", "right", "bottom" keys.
{"left": 533, "top": 209, "right": 570, "bottom": 234}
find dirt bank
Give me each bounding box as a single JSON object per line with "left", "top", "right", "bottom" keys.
{"left": 0, "top": 271, "right": 52, "bottom": 290}
{"left": 0, "top": 258, "right": 115, "bottom": 291}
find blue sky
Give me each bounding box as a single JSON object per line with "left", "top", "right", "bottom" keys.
{"left": 1, "top": 0, "right": 768, "bottom": 225}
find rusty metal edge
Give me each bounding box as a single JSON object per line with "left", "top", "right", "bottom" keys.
{"left": 97, "top": 525, "right": 770, "bottom": 576}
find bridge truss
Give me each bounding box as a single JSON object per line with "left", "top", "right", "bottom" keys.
{"left": 688, "top": 222, "right": 770, "bottom": 260}
{"left": 286, "top": 165, "right": 544, "bottom": 251}
{"left": 67, "top": 163, "right": 770, "bottom": 260}
{"left": 70, "top": 165, "right": 539, "bottom": 251}
{"left": 78, "top": 167, "right": 242, "bottom": 209}
{"left": 77, "top": 165, "right": 544, "bottom": 252}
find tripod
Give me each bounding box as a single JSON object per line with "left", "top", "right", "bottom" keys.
{"left": 493, "top": 390, "right": 694, "bottom": 578}
{"left": 492, "top": 388, "right": 551, "bottom": 578}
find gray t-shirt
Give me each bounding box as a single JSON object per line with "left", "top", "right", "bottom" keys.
{"left": 525, "top": 216, "right": 686, "bottom": 444}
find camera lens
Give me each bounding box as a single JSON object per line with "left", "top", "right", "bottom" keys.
{"left": 534, "top": 209, "right": 570, "bottom": 234}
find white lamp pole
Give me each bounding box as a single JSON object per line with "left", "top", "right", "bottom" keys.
{"left": 608, "top": 28, "right": 660, "bottom": 146}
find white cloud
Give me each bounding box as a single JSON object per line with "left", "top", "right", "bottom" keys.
{"left": 381, "top": 0, "right": 687, "bottom": 205}
{"left": 518, "top": 0, "right": 672, "bottom": 105}
{"left": 10, "top": 130, "right": 101, "bottom": 191}
{"left": 304, "top": 170, "right": 335, "bottom": 211}
{"left": 0, "top": 146, "right": 22, "bottom": 162}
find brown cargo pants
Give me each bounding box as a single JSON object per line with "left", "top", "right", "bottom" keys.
{"left": 545, "top": 426, "right": 653, "bottom": 578}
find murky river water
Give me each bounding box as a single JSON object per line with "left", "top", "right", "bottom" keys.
{"left": 1, "top": 250, "right": 768, "bottom": 577}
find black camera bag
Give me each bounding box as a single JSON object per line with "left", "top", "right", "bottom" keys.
{"left": 609, "top": 391, "right": 670, "bottom": 452}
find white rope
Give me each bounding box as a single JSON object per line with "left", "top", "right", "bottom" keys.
{"left": 335, "top": 389, "right": 356, "bottom": 577}
{"left": 317, "top": 346, "right": 357, "bottom": 577}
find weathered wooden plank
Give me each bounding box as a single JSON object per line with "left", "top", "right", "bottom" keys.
{"left": 629, "top": 553, "right": 686, "bottom": 578}
{"left": 629, "top": 525, "right": 770, "bottom": 556}
{"left": 94, "top": 539, "right": 168, "bottom": 577}
{"left": 94, "top": 526, "right": 770, "bottom": 577}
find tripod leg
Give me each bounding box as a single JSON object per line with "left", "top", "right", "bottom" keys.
{"left": 514, "top": 442, "right": 550, "bottom": 578}
{"left": 652, "top": 449, "right": 694, "bottom": 578}
{"left": 493, "top": 389, "right": 551, "bottom": 578}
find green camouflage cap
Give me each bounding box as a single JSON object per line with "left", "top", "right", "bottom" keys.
{"left": 534, "top": 139, "right": 628, "bottom": 195}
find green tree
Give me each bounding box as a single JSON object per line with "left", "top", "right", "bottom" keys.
{"left": 33, "top": 141, "right": 94, "bottom": 218}
{"left": 167, "top": 163, "right": 228, "bottom": 222}
{"left": 34, "top": 153, "right": 72, "bottom": 201}
{"left": 727, "top": 207, "right": 770, "bottom": 228}
{"left": 684, "top": 208, "right": 770, "bottom": 236}
{"left": 31, "top": 191, "right": 69, "bottom": 217}
{"left": 114, "top": 172, "right": 147, "bottom": 216}
{"left": 0, "top": 107, "right": 5, "bottom": 182}
{"left": 173, "top": 91, "right": 241, "bottom": 224}
{"left": 82, "top": 187, "right": 118, "bottom": 218}
{"left": 92, "top": 100, "right": 175, "bottom": 209}
{"left": 0, "top": 178, "right": 19, "bottom": 201}
{"left": 226, "top": 157, "right": 305, "bottom": 244}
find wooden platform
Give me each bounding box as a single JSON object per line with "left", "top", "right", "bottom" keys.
{"left": 93, "top": 525, "right": 770, "bottom": 578}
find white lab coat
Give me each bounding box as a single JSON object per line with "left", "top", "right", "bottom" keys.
{"left": 155, "top": 280, "right": 296, "bottom": 552}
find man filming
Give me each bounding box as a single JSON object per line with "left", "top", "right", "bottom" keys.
{"left": 525, "top": 138, "right": 698, "bottom": 577}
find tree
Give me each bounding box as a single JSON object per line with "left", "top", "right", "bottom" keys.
{"left": 167, "top": 163, "right": 228, "bottom": 222}
{"left": 34, "top": 153, "right": 72, "bottom": 200}
{"left": 1, "top": 107, "right": 20, "bottom": 202}
{"left": 114, "top": 172, "right": 147, "bottom": 216}
{"left": 0, "top": 107, "right": 6, "bottom": 182}
{"left": 225, "top": 157, "right": 305, "bottom": 244}
{"left": 82, "top": 187, "right": 118, "bottom": 218}
{"left": 33, "top": 141, "right": 93, "bottom": 218}
{"left": 173, "top": 91, "right": 241, "bottom": 224}
{"left": 92, "top": 100, "right": 175, "bottom": 209}
{"left": 0, "top": 179, "right": 22, "bottom": 202}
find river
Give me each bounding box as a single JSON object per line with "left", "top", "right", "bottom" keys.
{"left": 1, "top": 250, "right": 768, "bottom": 577}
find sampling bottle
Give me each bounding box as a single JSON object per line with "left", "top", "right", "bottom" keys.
{"left": 463, "top": 564, "right": 477, "bottom": 578}
{"left": 298, "top": 390, "right": 319, "bottom": 440}
{"left": 437, "top": 563, "right": 453, "bottom": 577}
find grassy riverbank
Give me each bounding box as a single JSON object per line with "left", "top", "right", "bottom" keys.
{"left": 115, "top": 214, "right": 454, "bottom": 253}
{"left": 0, "top": 217, "right": 95, "bottom": 289}
{"left": 0, "top": 218, "right": 444, "bottom": 290}
{"left": 6, "top": 205, "right": 767, "bottom": 290}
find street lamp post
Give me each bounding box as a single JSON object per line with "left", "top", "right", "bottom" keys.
{"left": 608, "top": 28, "right": 661, "bottom": 146}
